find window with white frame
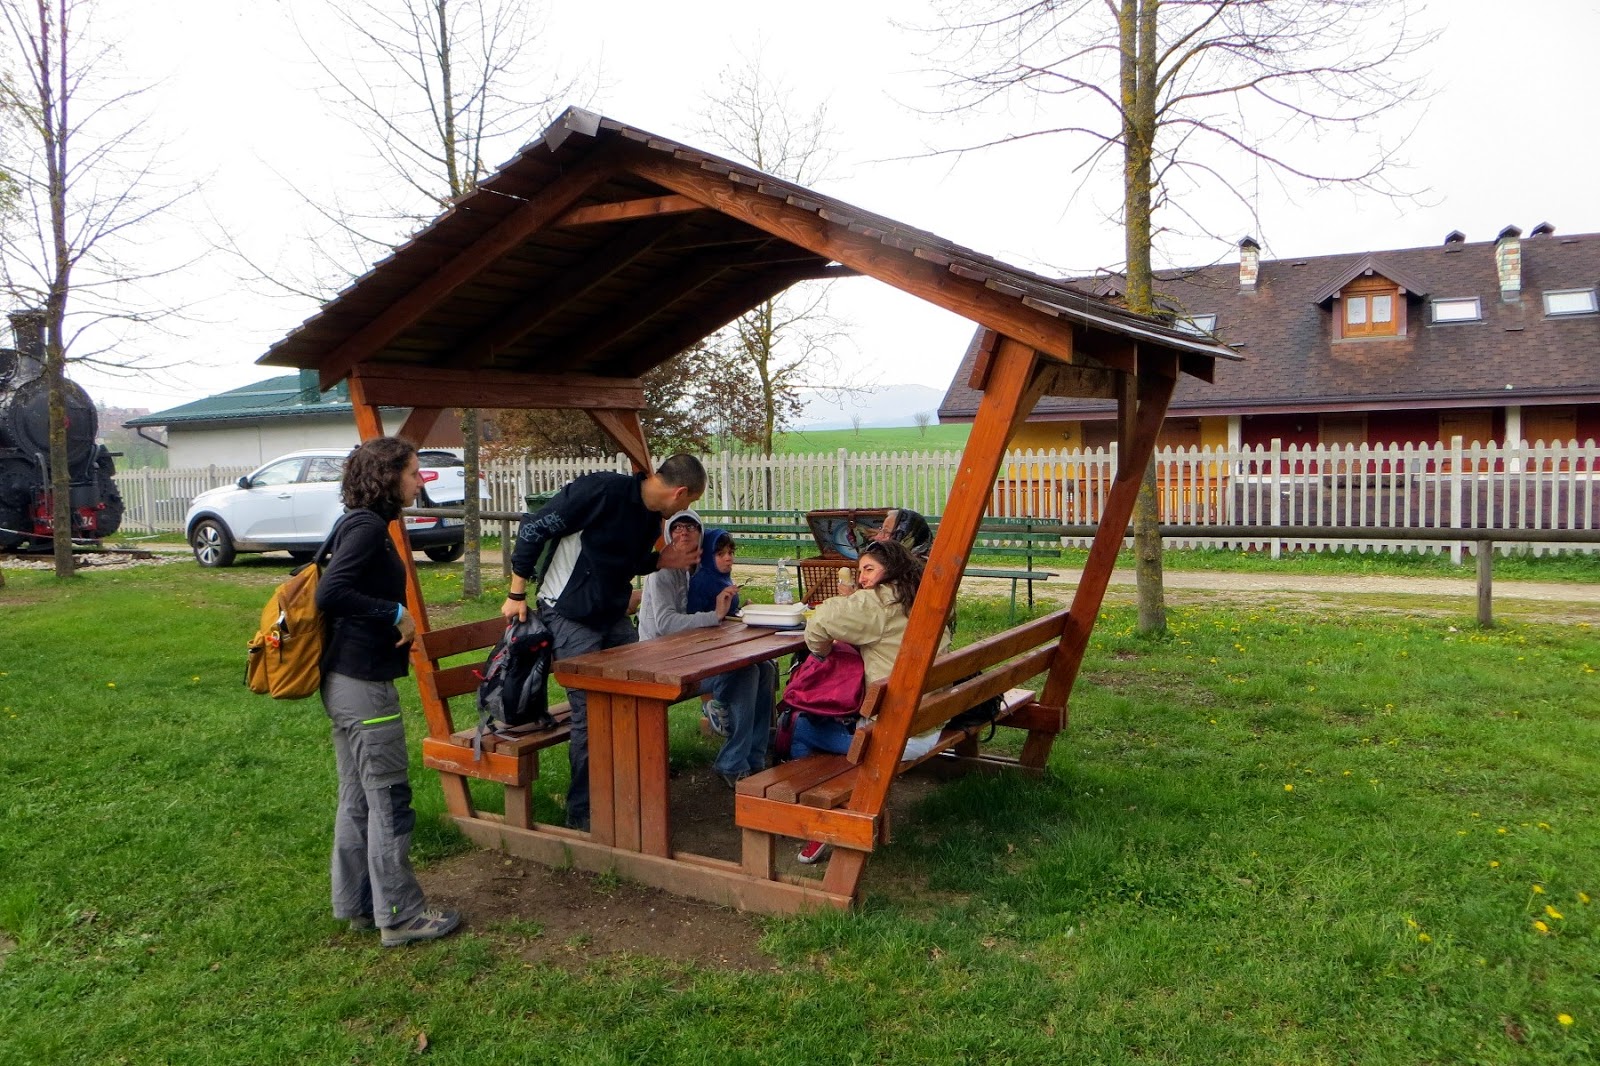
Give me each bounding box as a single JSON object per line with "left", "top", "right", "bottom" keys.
{"left": 1431, "top": 297, "right": 1481, "bottom": 323}
{"left": 1174, "top": 313, "right": 1217, "bottom": 336}
{"left": 1543, "top": 288, "right": 1598, "bottom": 316}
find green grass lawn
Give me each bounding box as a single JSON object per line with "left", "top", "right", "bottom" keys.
{"left": 769, "top": 422, "right": 970, "bottom": 454}
{"left": 3, "top": 564, "right": 1598, "bottom": 1063}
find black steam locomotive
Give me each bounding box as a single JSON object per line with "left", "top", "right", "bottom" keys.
{"left": 0, "top": 310, "right": 124, "bottom": 550}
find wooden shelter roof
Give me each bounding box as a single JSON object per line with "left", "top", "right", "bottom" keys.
{"left": 259, "top": 107, "right": 1236, "bottom": 398}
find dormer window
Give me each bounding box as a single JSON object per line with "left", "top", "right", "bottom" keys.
{"left": 1544, "top": 288, "right": 1598, "bottom": 317}
{"left": 1175, "top": 313, "right": 1217, "bottom": 336}
{"left": 1431, "top": 297, "right": 1481, "bottom": 323}
{"left": 1342, "top": 276, "right": 1400, "bottom": 338}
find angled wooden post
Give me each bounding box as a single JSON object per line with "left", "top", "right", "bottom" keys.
{"left": 1038, "top": 352, "right": 1178, "bottom": 723}
{"left": 823, "top": 334, "right": 1049, "bottom": 898}
{"left": 587, "top": 409, "right": 653, "bottom": 474}
{"left": 348, "top": 373, "right": 473, "bottom": 817}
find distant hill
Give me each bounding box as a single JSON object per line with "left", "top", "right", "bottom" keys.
{"left": 793, "top": 383, "right": 946, "bottom": 430}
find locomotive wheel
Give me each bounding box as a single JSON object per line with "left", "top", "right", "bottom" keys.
{"left": 424, "top": 542, "right": 465, "bottom": 563}
{"left": 190, "top": 520, "right": 236, "bottom": 568}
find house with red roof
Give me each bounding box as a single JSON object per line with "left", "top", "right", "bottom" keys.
{"left": 938, "top": 226, "right": 1600, "bottom": 454}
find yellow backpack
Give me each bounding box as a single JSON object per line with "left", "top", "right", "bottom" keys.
{"left": 245, "top": 519, "right": 344, "bottom": 700}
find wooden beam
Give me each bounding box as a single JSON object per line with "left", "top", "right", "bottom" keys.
{"left": 1039, "top": 354, "right": 1177, "bottom": 715}
{"left": 843, "top": 336, "right": 1045, "bottom": 857}
{"left": 587, "top": 409, "right": 652, "bottom": 473}
{"left": 1040, "top": 363, "right": 1119, "bottom": 400}
{"left": 460, "top": 215, "right": 683, "bottom": 369}
{"left": 348, "top": 364, "right": 645, "bottom": 411}
{"left": 396, "top": 406, "right": 445, "bottom": 445}
{"left": 967, "top": 328, "right": 1001, "bottom": 390}
{"left": 613, "top": 261, "right": 826, "bottom": 377}
{"left": 554, "top": 194, "right": 704, "bottom": 226}
{"left": 625, "top": 153, "right": 1085, "bottom": 364}
{"left": 317, "top": 151, "right": 621, "bottom": 389}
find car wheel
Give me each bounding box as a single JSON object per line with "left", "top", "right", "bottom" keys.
{"left": 424, "top": 542, "right": 465, "bottom": 563}
{"left": 190, "top": 520, "right": 236, "bottom": 568}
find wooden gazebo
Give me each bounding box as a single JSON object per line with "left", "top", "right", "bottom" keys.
{"left": 261, "top": 107, "right": 1237, "bottom": 913}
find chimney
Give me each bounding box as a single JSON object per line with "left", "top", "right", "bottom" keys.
{"left": 1443, "top": 230, "right": 1465, "bottom": 245}
{"left": 8, "top": 309, "right": 46, "bottom": 381}
{"left": 1530, "top": 221, "right": 1555, "bottom": 238}
{"left": 1494, "top": 225, "right": 1522, "bottom": 300}
{"left": 297, "top": 368, "right": 322, "bottom": 405}
{"left": 1238, "top": 236, "right": 1260, "bottom": 292}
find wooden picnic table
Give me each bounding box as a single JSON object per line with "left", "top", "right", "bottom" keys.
{"left": 553, "top": 622, "right": 807, "bottom": 858}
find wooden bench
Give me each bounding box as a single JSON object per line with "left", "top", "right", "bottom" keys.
{"left": 415, "top": 615, "right": 572, "bottom": 828}
{"left": 734, "top": 606, "right": 1072, "bottom": 883}
{"left": 694, "top": 509, "right": 815, "bottom": 555}
{"left": 959, "top": 567, "right": 1056, "bottom": 618}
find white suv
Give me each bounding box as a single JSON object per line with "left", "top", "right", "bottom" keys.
{"left": 183, "top": 448, "right": 486, "bottom": 567}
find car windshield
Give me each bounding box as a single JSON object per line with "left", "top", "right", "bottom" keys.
{"left": 419, "top": 451, "right": 463, "bottom": 467}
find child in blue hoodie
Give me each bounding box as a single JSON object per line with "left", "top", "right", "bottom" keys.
{"left": 687, "top": 527, "right": 740, "bottom": 616}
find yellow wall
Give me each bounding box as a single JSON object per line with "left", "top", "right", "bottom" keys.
{"left": 1006, "top": 416, "right": 1229, "bottom": 455}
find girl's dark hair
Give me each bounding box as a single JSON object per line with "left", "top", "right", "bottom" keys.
{"left": 713, "top": 532, "right": 735, "bottom": 553}
{"left": 859, "top": 538, "right": 922, "bottom": 616}
{"left": 341, "top": 437, "right": 417, "bottom": 519}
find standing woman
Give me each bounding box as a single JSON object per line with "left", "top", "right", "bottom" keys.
{"left": 316, "top": 437, "right": 461, "bottom": 947}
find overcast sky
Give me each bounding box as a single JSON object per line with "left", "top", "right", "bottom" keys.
{"left": 67, "top": 0, "right": 1600, "bottom": 412}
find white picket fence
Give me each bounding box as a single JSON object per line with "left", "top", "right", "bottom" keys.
{"left": 117, "top": 438, "right": 1600, "bottom": 560}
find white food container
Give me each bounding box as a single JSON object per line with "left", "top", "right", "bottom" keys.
{"left": 739, "top": 603, "right": 809, "bottom": 628}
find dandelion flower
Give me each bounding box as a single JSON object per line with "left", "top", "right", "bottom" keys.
{"left": 1284, "top": 784, "right": 1294, "bottom": 792}
{"left": 1471, "top": 812, "right": 1481, "bottom": 818}
{"left": 1533, "top": 884, "right": 1545, "bottom": 894}
{"left": 1546, "top": 905, "right": 1564, "bottom": 920}
{"left": 1417, "top": 933, "right": 1432, "bottom": 943}
{"left": 1534, "top": 920, "right": 1550, "bottom": 934}
{"left": 1498, "top": 827, "right": 1508, "bottom": 835}
{"left": 1457, "top": 830, "right": 1468, "bottom": 836}
{"left": 1490, "top": 861, "right": 1500, "bottom": 868}
{"left": 106, "top": 682, "right": 116, "bottom": 689}
{"left": 1538, "top": 822, "right": 1551, "bottom": 830}
{"left": 1559, "top": 1014, "right": 1574, "bottom": 1026}
{"left": 1580, "top": 892, "right": 1591, "bottom": 905}
{"left": 1406, "top": 918, "right": 1419, "bottom": 929}
{"left": 1343, "top": 770, "right": 1352, "bottom": 776}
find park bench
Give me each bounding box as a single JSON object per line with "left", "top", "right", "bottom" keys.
{"left": 694, "top": 509, "right": 815, "bottom": 555}
{"left": 733, "top": 605, "right": 1071, "bottom": 886}
{"left": 415, "top": 615, "right": 572, "bottom": 828}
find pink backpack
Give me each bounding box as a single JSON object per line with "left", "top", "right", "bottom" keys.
{"left": 780, "top": 642, "right": 866, "bottom": 719}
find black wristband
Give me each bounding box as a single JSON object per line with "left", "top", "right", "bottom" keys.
{"left": 506, "top": 591, "right": 527, "bottom": 601}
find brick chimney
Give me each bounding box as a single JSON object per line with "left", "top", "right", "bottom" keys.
{"left": 1238, "top": 236, "right": 1260, "bottom": 292}
{"left": 1494, "top": 225, "right": 1522, "bottom": 300}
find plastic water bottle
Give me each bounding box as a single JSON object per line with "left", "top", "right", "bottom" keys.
{"left": 773, "top": 559, "right": 794, "bottom": 605}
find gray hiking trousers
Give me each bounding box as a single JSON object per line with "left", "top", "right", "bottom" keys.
{"left": 323, "top": 672, "right": 426, "bottom": 929}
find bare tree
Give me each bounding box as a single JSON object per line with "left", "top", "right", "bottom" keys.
{"left": 696, "top": 51, "right": 858, "bottom": 488}
{"left": 914, "top": 411, "right": 933, "bottom": 437}
{"left": 924, "top": 0, "right": 1433, "bottom": 632}
{"left": 281, "top": 0, "right": 581, "bottom": 598}
{"left": 850, "top": 413, "right": 864, "bottom": 437}
{"left": 0, "top": 0, "right": 186, "bottom": 577}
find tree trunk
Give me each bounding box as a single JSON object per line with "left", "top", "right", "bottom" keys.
{"left": 461, "top": 407, "right": 481, "bottom": 597}
{"left": 1122, "top": 0, "right": 1166, "bottom": 634}
{"left": 47, "top": 343, "right": 72, "bottom": 578}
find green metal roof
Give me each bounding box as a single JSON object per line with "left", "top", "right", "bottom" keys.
{"left": 123, "top": 374, "right": 374, "bottom": 427}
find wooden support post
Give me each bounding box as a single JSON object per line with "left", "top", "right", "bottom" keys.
{"left": 832, "top": 334, "right": 1050, "bottom": 904}
{"left": 348, "top": 375, "right": 473, "bottom": 817}
{"left": 1039, "top": 354, "right": 1177, "bottom": 716}
{"left": 1477, "top": 538, "right": 1494, "bottom": 627}
{"left": 587, "top": 409, "right": 653, "bottom": 474}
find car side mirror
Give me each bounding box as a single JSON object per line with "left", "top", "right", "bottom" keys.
{"left": 237, "top": 476, "right": 252, "bottom": 489}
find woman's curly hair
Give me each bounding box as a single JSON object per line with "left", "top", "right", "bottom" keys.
{"left": 341, "top": 437, "right": 417, "bottom": 519}
{"left": 859, "top": 538, "right": 923, "bottom": 616}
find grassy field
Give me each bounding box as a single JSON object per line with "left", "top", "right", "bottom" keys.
{"left": 3, "top": 563, "right": 1598, "bottom": 1063}
{"left": 768, "top": 422, "right": 970, "bottom": 454}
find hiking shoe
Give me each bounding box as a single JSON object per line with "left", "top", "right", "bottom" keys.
{"left": 380, "top": 908, "right": 461, "bottom": 948}
{"left": 796, "top": 840, "right": 831, "bottom": 865}
{"left": 704, "top": 699, "right": 730, "bottom": 738}
{"left": 348, "top": 914, "right": 377, "bottom": 933}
